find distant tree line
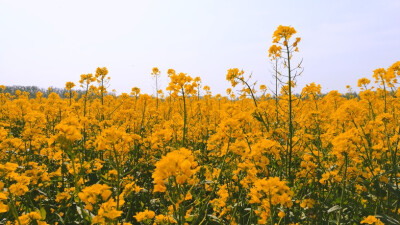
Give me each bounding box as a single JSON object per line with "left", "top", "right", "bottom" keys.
{"left": 1, "top": 85, "right": 85, "bottom": 98}
{"left": 1, "top": 85, "right": 360, "bottom": 100}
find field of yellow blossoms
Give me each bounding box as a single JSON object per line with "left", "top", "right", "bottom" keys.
{"left": 1, "top": 26, "right": 400, "bottom": 225}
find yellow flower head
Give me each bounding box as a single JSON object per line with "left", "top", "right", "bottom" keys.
{"left": 152, "top": 67, "right": 161, "bottom": 76}
{"left": 272, "top": 25, "right": 297, "bottom": 43}
{"left": 268, "top": 44, "right": 282, "bottom": 59}
{"left": 152, "top": 148, "right": 198, "bottom": 193}
{"left": 134, "top": 209, "right": 156, "bottom": 222}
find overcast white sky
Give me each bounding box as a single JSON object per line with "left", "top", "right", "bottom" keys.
{"left": 1, "top": 0, "right": 399, "bottom": 95}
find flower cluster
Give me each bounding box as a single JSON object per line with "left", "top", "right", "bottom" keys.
{"left": 0, "top": 26, "right": 399, "bottom": 225}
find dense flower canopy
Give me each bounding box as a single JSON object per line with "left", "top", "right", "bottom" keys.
{"left": 0, "top": 25, "right": 400, "bottom": 224}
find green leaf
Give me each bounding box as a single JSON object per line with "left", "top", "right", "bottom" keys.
{"left": 40, "top": 207, "right": 46, "bottom": 220}
{"left": 186, "top": 215, "right": 194, "bottom": 222}
{"left": 208, "top": 214, "right": 220, "bottom": 222}
{"left": 76, "top": 206, "right": 83, "bottom": 219}
{"left": 376, "top": 214, "right": 400, "bottom": 225}
{"left": 56, "top": 213, "right": 65, "bottom": 224}
{"left": 327, "top": 205, "right": 341, "bottom": 213}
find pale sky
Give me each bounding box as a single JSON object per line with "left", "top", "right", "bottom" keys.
{"left": 1, "top": 0, "right": 400, "bottom": 95}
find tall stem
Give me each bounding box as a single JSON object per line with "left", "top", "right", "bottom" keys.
{"left": 101, "top": 79, "right": 104, "bottom": 121}
{"left": 156, "top": 75, "right": 159, "bottom": 110}
{"left": 275, "top": 59, "right": 279, "bottom": 125}
{"left": 286, "top": 42, "right": 294, "bottom": 185}
{"left": 182, "top": 88, "right": 187, "bottom": 146}
{"left": 337, "top": 154, "right": 348, "bottom": 225}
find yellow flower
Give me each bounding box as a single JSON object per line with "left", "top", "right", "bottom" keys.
{"left": 95, "top": 67, "right": 109, "bottom": 79}
{"left": 357, "top": 78, "right": 371, "bottom": 88}
{"left": 300, "top": 199, "right": 315, "bottom": 209}
{"left": 134, "top": 209, "right": 156, "bottom": 222}
{"left": 17, "top": 212, "right": 42, "bottom": 225}
{"left": 0, "top": 201, "right": 8, "bottom": 213}
{"left": 360, "top": 215, "right": 384, "bottom": 224}
{"left": 155, "top": 214, "right": 177, "bottom": 223}
{"left": 151, "top": 67, "right": 160, "bottom": 76}
{"left": 78, "top": 184, "right": 112, "bottom": 211}
{"left": 226, "top": 68, "right": 244, "bottom": 87}
{"left": 9, "top": 183, "right": 29, "bottom": 196}
{"left": 152, "top": 148, "right": 198, "bottom": 193}
{"left": 268, "top": 44, "right": 282, "bottom": 59}
{"left": 92, "top": 198, "right": 123, "bottom": 224}
{"left": 65, "top": 81, "right": 76, "bottom": 90}
{"left": 249, "top": 177, "right": 293, "bottom": 221}
{"left": 2, "top": 162, "right": 19, "bottom": 172}
{"left": 184, "top": 192, "right": 192, "bottom": 201}
{"left": 55, "top": 116, "right": 82, "bottom": 142}
{"left": 272, "top": 25, "right": 297, "bottom": 43}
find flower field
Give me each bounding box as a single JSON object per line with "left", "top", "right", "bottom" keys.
{"left": 1, "top": 26, "right": 400, "bottom": 224}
